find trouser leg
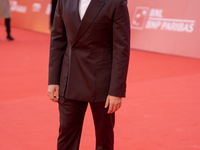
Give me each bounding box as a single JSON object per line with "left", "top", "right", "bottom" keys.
{"left": 5, "top": 18, "right": 11, "bottom": 36}
{"left": 90, "top": 102, "right": 115, "bottom": 150}
{"left": 57, "top": 97, "right": 88, "bottom": 150}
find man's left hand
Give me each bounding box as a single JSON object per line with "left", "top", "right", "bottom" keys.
{"left": 105, "top": 95, "right": 122, "bottom": 114}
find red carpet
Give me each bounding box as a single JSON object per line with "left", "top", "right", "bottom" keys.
{"left": 0, "top": 25, "right": 200, "bottom": 150}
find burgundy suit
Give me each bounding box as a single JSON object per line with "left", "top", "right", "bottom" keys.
{"left": 48, "top": 0, "right": 130, "bottom": 149}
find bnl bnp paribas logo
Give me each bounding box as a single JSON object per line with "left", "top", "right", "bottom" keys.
{"left": 10, "top": 0, "right": 51, "bottom": 15}
{"left": 131, "top": 7, "right": 196, "bottom": 33}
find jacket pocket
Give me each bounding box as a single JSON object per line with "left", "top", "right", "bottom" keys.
{"left": 59, "top": 55, "right": 69, "bottom": 97}
{"left": 95, "top": 60, "right": 112, "bottom": 102}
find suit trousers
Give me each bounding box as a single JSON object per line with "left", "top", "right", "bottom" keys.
{"left": 5, "top": 18, "right": 10, "bottom": 34}
{"left": 57, "top": 96, "right": 115, "bottom": 150}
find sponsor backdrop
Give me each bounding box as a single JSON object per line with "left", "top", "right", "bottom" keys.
{"left": 128, "top": 0, "right": 200, "bottom": 59}
{"left": 0, "top": 0, "right": 51, "bottom": 34}
{"left": 0, "top": 0, "right": 199, "bottom": 58}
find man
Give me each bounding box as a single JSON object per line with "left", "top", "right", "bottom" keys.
{"left": 0, "top": 0, "right": 14, "bottom": 40}
{"left": 47, "top": 0, "right": 130, "bottom": 149}
{"left": 50, "top": 0, "right": 58, "bottom": 30}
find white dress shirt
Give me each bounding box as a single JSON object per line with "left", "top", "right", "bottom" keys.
{"left": 79, "top": 0, "right": 91, "bottom": 20}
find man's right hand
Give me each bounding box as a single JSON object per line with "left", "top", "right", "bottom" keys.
{"left": 47, "top": 85, "right": 59, "bottom": 102}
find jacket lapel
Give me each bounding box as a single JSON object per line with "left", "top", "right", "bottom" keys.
{"left": 72, "top": 0, "right": 105, "bottom": 46}
{"left": 68, "top": 0, "right": 81, "bottom": 31}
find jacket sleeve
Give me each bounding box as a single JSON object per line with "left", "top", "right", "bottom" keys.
{"left": 108, "top": 0, "right": 130, "bottom": 97}
{"left": 48, "top": 0, "right": 68, "bottom": 85}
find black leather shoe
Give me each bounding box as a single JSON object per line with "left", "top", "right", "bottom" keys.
{"left": 7, "top": 35, "right": 14, "bottom": 40}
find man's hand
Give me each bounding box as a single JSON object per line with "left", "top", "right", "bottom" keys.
{"left": 105, "top": 95, "right": 122, "bottom": 114}
{"left": 47, "top": 85, "right": 59, "bottom": 102}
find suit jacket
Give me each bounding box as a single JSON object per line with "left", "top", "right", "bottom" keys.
{"left": 48, "top": 0, "right": 130, "bottom": 102}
